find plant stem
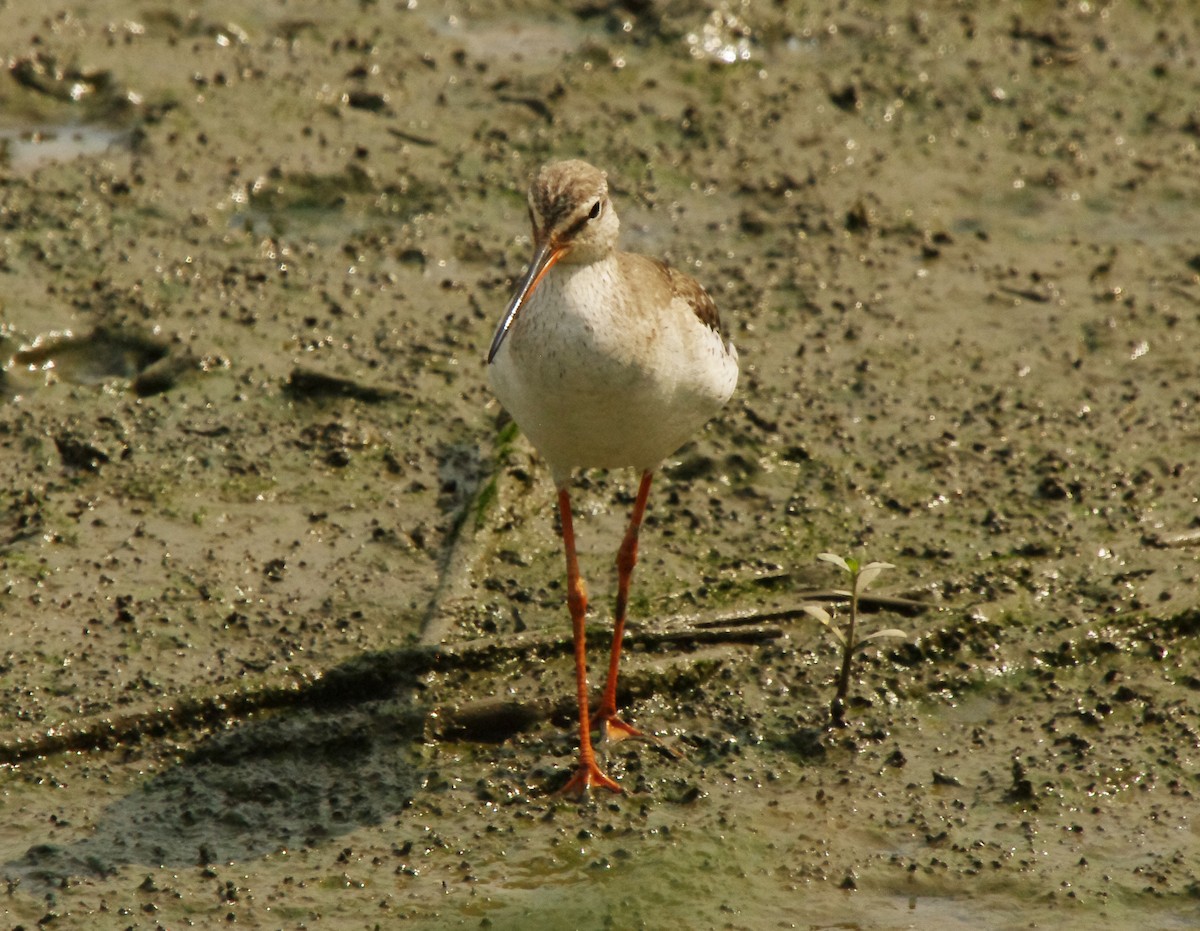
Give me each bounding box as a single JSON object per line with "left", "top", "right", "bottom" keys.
{"left": 831, "top": 570, "right": 859, "bottom": 727}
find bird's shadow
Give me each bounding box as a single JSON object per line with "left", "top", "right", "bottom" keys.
{"left": 4, "top": 656, "right": 431, "bottom": 892}
{"left": 4, "top": 430, "right": 504, "bottom": 893}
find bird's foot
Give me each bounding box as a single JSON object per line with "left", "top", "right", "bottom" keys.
{"left": 601, "top": 714, "right": 684, "bottom": 760}
{"left": 558, "top": 760, "right": 622, "bottom": 799}
{"left": 600, "top": 713, "right": 644, "bottom": 744}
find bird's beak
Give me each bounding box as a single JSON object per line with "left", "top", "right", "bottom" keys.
{"left": 486, "top": 240, "right": 564, "bottom": 364}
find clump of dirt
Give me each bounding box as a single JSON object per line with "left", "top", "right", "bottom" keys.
{"left": 2, "top": 1, "right": 1199, "bottom": 928}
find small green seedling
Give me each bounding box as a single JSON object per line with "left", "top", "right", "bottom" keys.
{"left": 805, "top": 553, "right": 906, "bottom": 727}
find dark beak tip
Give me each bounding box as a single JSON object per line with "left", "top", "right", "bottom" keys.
{"left": 486, "top": 242, "right": 561, "bottom": 365}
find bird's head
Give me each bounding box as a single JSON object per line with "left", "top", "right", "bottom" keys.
{"left": 487, "top": 159, "right": 619, "bottom": 364}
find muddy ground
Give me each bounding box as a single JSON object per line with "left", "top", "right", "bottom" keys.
{"left": 1, "top": 1, "right": 1199, "bottom": 928}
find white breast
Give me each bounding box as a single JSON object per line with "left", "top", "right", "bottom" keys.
{"left": 488, "top": 255, "right": 738, "bottom": 487}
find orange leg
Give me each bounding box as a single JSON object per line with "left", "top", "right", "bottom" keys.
{"left": 597, "top": 470, "right": 654, "bottom": 742}
{"left": 555, "top": 487, "right": 621, "bottom": 797}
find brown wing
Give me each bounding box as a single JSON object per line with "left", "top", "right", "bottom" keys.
{"left": 662, "top": 262, "right": 723, "bottom": 335}
{"left": 630, "top": 255, "right": 725, "bottom": 336}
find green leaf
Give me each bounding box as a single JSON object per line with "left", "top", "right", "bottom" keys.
{"left": 802, "top": 604, "right": 846, "bottom": 646}
{"left": 862, "top": 628, "right": 907, "bottom": 641}
{"left": 854, "top": 628, "right": 907, "bottom": 649}
{"left": 817, "top": 552, "right": 851, "bottom": 573}
{"left": 855, "top": 561, "right": 895, "bottom": 593}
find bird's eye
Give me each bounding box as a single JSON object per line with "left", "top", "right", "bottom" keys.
{"left": 588, "top": 200, "right": 602, "bottom": 220}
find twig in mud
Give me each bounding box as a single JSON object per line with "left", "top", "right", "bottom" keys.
{"left": 0, "top": 591, "right": 934, "bottom": 765}
{"left": 687, "top": 591, "right": 930, "bottom": 631}
{"left": 1145, "top": 528, "right": 1200, "bottom": 549}
{"left": 0, "top": 616, "right": 780, "bottom": 765}
{"left": 0, "top": 589, "right": 934, "bottom": 766}
{"left": 387, "top": 128, "right": 437, "bottom": 147}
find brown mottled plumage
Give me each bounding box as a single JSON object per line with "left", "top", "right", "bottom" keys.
{"left": 645, "top": 256, "right": 725, "bottom": 334}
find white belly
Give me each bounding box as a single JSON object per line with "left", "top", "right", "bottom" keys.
{"left": 488, "top": 256, "right": 738, "bottom": 486}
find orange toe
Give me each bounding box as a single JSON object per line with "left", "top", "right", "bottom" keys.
{"left": 558, "top": 760, "right": 622, "bottom": 798}
{"left": 601, "top": 715, "right": 684, "bottom": 759}
{"left": 601, "top": 714, "right": 644, "bottom": 743}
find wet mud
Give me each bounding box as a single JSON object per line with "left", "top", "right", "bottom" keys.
{"left": 2, "top": 1, "right": 1200, "bottom": 928}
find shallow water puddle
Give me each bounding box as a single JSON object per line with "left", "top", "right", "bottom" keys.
{"left": 0, "top": 124, "right": 129, "bottom": 173}
{"left": 3, "top": 328, "right": 168, "bottom": 397}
